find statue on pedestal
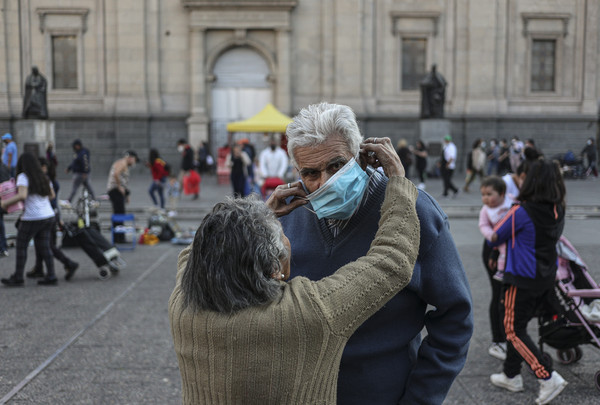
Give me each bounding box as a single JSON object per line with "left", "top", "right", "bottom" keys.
{"left": 420, "top": 64, "right": 447, "bottom": 119}
{"left": 22, "top": 66, "right": 48, "bottom": 120}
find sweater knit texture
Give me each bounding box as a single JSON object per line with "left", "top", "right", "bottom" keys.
{"left": 169, "top": 176, "right": 420, "bottom": 405}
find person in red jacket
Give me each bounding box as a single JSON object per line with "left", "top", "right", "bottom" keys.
{"left": 146, "top": 149, "right": 169, "bottom": 209}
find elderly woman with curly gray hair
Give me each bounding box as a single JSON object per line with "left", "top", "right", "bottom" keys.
{"left": 168, "top": 137, "right": 420, "bottom": 404}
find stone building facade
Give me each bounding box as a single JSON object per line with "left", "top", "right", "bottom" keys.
{"left": 0, "top": 0, "right": 598, "bottom": 173}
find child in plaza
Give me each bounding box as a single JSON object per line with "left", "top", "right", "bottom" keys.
{"left": 478, "top": 176, "right": 513, "bottom": 361}
{"left": 479, "top": 176, "right": 513, "bottom": 282}
{"left": 166, "top": 175, "right": 180, "bottom": 217}
{"left": 489, "top": 159, "right": 568, "bottom": 405}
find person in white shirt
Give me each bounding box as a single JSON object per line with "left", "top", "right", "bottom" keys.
{"left": 441, "top": 135, "right": 459, "bottom": 197}
{"left": 259, "top": 134, "right": 289, "bottom": 196}
{"left": 1, "top": 153, "right": 57, "bottom": 286}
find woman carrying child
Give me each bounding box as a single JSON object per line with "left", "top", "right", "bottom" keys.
{"left": 1, "top": 153, "right": 58, "bottom": 286}
{"left": 489, "top": 159, "right": 568, "bottom": 405}
{"left": 478, "top": 176, "right": 513, "bottom": 361}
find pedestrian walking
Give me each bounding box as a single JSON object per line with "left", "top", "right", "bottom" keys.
{"left": 0, "top": 153, "right": 58, "bottom": 286}
{"left": 441, "top": 134, "right": 459, "bottom": 197}
{"left": 226, "top": 143, "right": 251, "bottom": 198}
{"left": 26, "top": 158, "right": 79, "bottom": 281}
{"left": 166, "top": 175, "right": 180, "bottom": 216}
{"left": 489, "top": 159, "right": 568, "bottom": 405}
{"left": 509, "top": 136, "right": 524, "bottom": 173}
{"left": 413, "top": 139, "right": 428, "bottom": 189}
{"left": 258, "top": 134, "right": 288, "bottom": 197}
{"left": 463, "top": 139, "right": 486, "bottom": 192}
{"left": 177, "top": 139, "right": 198, "bottom": 200}
{"left": 497, "top": 139, "right": 511, "bottom": 176}
{"left": 581, "top": 137, "right": 598, "bottom": 178}
{"left": 486, "top": 139, "right": 500, "bottom": 175}
{"left": 396, "top": 139, "right": 413, "bottom": 179}
{"left": 2, "top": 133, "right": 17, "bottom": 178}
{"left": 0, "top": 161, "right": 11, "bottom": 258}
{"left": 146, "top": 149, "right": 169, "bottom": 209}
{"left": 65, "top": 139, "right": 95, "bottom": 204}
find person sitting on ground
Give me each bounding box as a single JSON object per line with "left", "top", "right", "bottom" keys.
{"left": 169, "top": 138, "right": 420, "bottom": 404}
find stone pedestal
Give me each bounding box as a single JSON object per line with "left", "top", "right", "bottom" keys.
{"left": 186, "top": 113, "right": 209, "bottom": 148}
{"left": 419, "top": 119, "right": 451, "bottom": 172}
{"left": 14, "top": 120, "right": 55, "bottom": 157}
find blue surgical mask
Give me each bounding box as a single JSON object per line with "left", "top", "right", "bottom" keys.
{"left": 303, "top": 158, "right": 369, "bottom": 220}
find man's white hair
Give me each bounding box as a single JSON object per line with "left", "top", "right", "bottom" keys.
{"left": 286, "top": 102, "right": 363, "bottom": 167}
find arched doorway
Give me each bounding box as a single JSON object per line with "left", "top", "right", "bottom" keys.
{"left": 210, "top": 47, "right": 272, "bottom": 153}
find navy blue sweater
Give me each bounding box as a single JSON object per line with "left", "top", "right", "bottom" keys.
{"left": 280, "top": 177, "right": 473, "bottom": 405}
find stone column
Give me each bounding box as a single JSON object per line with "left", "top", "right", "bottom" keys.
{"left": 187, "top": 26, "right": 209, "bottom": 147}
{"left": 275, "top": 28, "right": 291, "bottom": 114}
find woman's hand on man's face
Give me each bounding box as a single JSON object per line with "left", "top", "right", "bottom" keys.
{"left": 265, "top": 181, "right": 308, "bottom": 217}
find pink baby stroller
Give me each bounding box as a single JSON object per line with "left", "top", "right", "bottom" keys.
{"left": 537, "top": 236, "right": 600, "bottom": 391}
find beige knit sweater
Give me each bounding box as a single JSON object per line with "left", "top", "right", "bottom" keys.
{"left": 169, "top": 176, "right": 420, "bottom": 405}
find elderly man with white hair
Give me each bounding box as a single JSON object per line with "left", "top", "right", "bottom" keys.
{"left": 267, "top": 102, "right": 473, "bottom": 405}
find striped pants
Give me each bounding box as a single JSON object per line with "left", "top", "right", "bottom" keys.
{"left": 14, "top": 218, "right": 56, "bottom": 281}
{"left": 503, "top": 285, "right": 553, "bottom": 379}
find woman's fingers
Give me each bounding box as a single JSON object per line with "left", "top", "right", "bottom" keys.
{"left": 265, "top": 182, "right": 307, "bottom": 217}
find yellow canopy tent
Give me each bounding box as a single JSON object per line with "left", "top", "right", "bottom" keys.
{"left": 226, "top": 103, "right": 292, "bottom": 133}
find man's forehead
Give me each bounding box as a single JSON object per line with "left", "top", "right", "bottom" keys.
{"left": 294, "top": 136, "right": 353, "bottom": 166}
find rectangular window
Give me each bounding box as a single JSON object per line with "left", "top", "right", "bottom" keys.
{"left": 52, "top": 35, "right": 77, "bottom": 89}
{"left": 401, "top": 38, "right": 427, "bottom": 91}
{"left": 531, "top": 39, "right": 555, "bottom": 92}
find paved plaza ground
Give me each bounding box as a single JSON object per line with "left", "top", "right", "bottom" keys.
{"left": 0, "top": 173, "right": 599, "bottom": 404}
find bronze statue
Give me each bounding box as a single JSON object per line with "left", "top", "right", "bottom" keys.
{"left": 420, "top": 64, "right": 447, "bottom": 119}
{"left": 22, "top": 66, "right": 48, "bottom": 119}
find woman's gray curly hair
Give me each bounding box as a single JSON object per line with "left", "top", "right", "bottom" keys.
{"left": 286, "top": 102, "right": 364, "bottom": 167}
{"left": 181, "top": 196, "right": 288, "bottom": 313}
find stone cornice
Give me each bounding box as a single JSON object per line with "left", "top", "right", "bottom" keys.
{"left": 521, "top": 12, "right": 571, "bottom": 37}
{"left": 181, "top": 0, "right": 297, "bottom": 11}
{"left": 36, "top": 7, "right": 90, "bottom": 33}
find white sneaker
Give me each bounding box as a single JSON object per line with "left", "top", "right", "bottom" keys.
{"left": 488, "top": 342, "right": 507, "bottom": 360}
{"left": 536, "top": 371, "right": 567, "bottom": 404}
{"left": 490, "top": 372, "right": 524, "bottom": 392}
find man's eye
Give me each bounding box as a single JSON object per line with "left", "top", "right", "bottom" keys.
{"left": 329, "top": 162, "right": 345, "bottom": 171}
{"left": 302, "top": 171, "right": 319, "bottom": 179}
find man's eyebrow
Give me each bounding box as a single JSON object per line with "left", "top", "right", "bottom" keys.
{"left": 299, "top": 156, "right": 348, "bottom": 174}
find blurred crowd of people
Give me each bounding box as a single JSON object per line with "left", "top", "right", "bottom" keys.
{"left": 394, "top": 135, "right": 598, "bottom": 196}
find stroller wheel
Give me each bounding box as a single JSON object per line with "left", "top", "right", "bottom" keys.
{"left": 595, "top": 370, "right": 600, "bottom": 392}
{"left": 557, "top": 348, "right": 577, "bottom": 364}
{"left": 574, "top": 346, "right": 583, "bottom": 362}
{"left": 98, "top": 266, "right": 111, "bottom": 280}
